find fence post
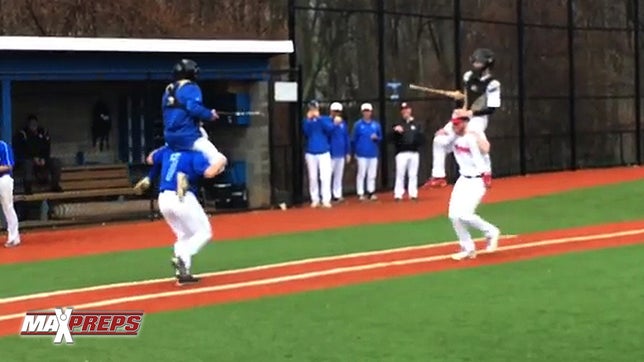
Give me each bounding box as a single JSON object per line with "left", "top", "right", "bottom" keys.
{"left": 288, "top": 0, "right": 296, "bottom": 71}
{"left": 567, "top": 0, "right": 577, "bottom": 170}
{"left": 636, "top": 0, "right": 642, "bottom": 165}
{"left": 267, "top": 76, "right": 276, "bottom": 206}
{"left": 453, "top": 0, "right": 461, "bottom": 88}
{"left": 517, "top": 0, "right": 527, "bottom": 174}
{"left": 293, "top": 66, "right": 304, "bottom": 205}
{"left": 377, "top": 0, "right": 388, "bottom": 188}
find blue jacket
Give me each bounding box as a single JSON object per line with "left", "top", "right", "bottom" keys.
{"left": 330, "top": 120, "right": 351, "bottom": 158}
{"left": 0, "top": 141, "right": 14, "bottom": 177}
{"left": 352, "top": 119, "right": 382, "bottom": 158}
{"left": 302, "top": 116, "right": 334, "bottom": 154}
{"left": 162, "top": 80, "right": 213, "bottom": 151}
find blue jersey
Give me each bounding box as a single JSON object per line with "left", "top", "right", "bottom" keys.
{"left": 162, "top": 80, "right": 213, "bottom": 151}
{"left": 152, "top": 146, "right": 210, "bottom": 195}
{"left": 329, "top": 120, "right": 351, "bottom": 158}
{"left": 302, "top": 116, "right": 334, "bottom": 154}
{"left": 0, "top": 141, "right": 14, "bottom": 177}
{"left": 352, "top": 119, "right": 382, "bottom": 158}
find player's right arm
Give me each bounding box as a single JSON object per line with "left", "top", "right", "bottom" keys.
{"left": 182, "top": 84, "right": 216, "bottom": 121}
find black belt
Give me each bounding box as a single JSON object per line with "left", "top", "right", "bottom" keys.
{"left": 462, "top": 175, "right": 482, "bottom": 179}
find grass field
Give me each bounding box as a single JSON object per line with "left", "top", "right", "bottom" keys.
{"left": 1, "top": 177, "right": 643, "bottom": 361}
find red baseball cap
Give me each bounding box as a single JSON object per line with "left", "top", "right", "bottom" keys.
{"left": 451, "top": 116, "right": 469, "bottom": 125}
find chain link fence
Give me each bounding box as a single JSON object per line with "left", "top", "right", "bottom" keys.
{"left": 288, "top": 0, "right": 642, "bottom": 194}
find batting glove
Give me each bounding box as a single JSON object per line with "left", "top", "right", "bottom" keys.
{"left": 483, "top": 173, "right": 492, "bottom": 188}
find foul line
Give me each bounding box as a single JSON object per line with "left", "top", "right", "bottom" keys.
{"left": 0, "top": 235, "right": 516, "bottom": 304}
{"left": 0, "top": 228, "right": 642, "bottom": 323}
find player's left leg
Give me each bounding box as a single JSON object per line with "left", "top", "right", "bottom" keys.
{"left": 393, "top": 152, "right": 409, "bottom": 200}
{"left": 192, "top": 135, "right": 226, "bottom": 166}
{"left": 407, "top": 152, "right": 420, "bottom": 200}
{"left": 318, "top": 152, "right": 333, "bottom": 207}
{"left": 366, "top": 157, "right": 379, "bottom": 200}
{"left": 455, "top": 177, "right": 500, "bottom": 252}
{"left": 448, "top": 176, "right": 476, "bottom": 260}
{"left": 176, "top": 192, "right": 212, "bottom": 285}
{"left": 331, "top": 157, "right": 345, "bottom": 201}
{"left": 0, "top": 175, "right": 20, "bottom": 247}
{"left": 158, "top": 191, "right": 190, "bottom": 278}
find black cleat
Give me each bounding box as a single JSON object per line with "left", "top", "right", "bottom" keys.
{"left": 176, "top": 274, "right": 200, "bottom": 286}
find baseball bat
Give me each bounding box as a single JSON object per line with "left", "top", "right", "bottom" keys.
{"left": 408, "top": 84, "right": 465, "bottom": 100}
{"left": 218, "top": 111, "right": 264, "bottom": 116}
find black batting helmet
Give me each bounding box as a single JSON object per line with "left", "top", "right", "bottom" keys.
{"left": 470, "top": 48, "right": 495, "bottom": 68}
{"left": 172, "top": 59, "right": 199, "bottom": 81}
{"left": 307, "top": 100, "right": 320, "bottom": 109}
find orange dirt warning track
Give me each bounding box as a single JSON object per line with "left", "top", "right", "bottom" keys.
{"left": 1, "top": 166, "right": 643, "bottom": 265}
{"left": 1, "top": 220, "right": 644, "bottom": 337}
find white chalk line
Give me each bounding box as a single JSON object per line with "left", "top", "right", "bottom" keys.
{"left": 0, "top": 235, "right": 517, "bottom": 304}
{"left": 1, "top": 228, "right": 642, "bottom": 323}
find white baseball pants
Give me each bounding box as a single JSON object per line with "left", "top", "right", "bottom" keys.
{"left": 0, "top": 175, "right": 19, "bottom": 243}
{"left": 394, "top": 151, "right": 420, "bottom": 199}
{"left": 305, "top": 152, "right": 332, "bottom": 204}
{"left": 158, "top": 191, "right": 212, "bottom": 270}
{"left": 331, "top": 157, "right": 345, "bottom": 199}
{"left": 356, "top": 157, "right": 378, "bottom": 196}
{"left": 448, "top": 175, "right": 498, "bottom": 253}
{"left": 192, "top": 129, "right": 227, "bottom": 166}
{"left": 432, "top": 116, "right": 491, "bottom": 178}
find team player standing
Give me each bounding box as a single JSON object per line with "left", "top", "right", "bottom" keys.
{"left": 303, "top": 101, "right": 383, "bottom": 205}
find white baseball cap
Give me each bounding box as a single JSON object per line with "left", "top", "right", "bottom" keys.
{"left": 360, "top": 103, "right": 373, "bottom": 111}
{"left": 330, "top": 102, "right": 343, "bottom": 111}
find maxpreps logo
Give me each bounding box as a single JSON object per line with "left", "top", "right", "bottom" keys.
{"left": 19, "top": 308, "right": 143, "bottom": 344}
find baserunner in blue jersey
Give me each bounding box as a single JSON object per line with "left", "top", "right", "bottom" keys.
{"left": 147, "top": 145, "right": 227, "bottom": 285}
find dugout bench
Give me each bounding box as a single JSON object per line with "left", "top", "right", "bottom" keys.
{"left": 14, "top": 164, "right": 139, "bottom": 222}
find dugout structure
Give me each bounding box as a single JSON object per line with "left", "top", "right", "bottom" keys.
{"left": 0, "top": 36, "right": 302, "bottom": 226}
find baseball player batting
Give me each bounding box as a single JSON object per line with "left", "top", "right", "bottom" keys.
{"left": 303, "top": 100, "right": 334, "bottom": 208}
{"left": 447, "top": 116, "right": 500, "bottom": 261}
{"left": 0, "top": 140, "right": 20, "bottom": 248}
{"left": 146, "top": 145, "right": 227, "bottom": 285}
{"left": 428, "top": 48, "right": 500, "bottom": 188}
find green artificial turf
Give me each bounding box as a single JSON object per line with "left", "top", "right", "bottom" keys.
{"left": 3, "top": 243, "right": 644, "bottom": 361}
{"left": 1, "top": 180, "right": 643, "bottom": 298}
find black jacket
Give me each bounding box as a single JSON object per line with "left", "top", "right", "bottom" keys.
{"left": 13, "top": 126, "right": 51, "bottom": 161}
{"left": 390, "top": 118, "right": 425, "bottom": 153}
